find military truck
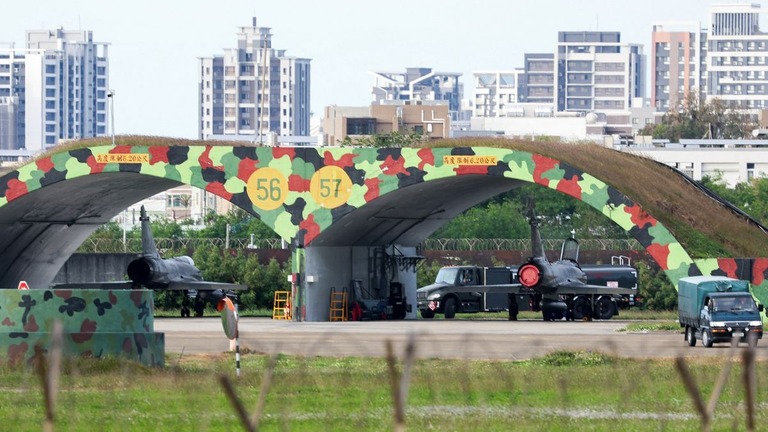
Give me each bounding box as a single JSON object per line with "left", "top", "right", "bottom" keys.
{"left": 416, "top": 264, "right": 638, "bottom": 320}
{"left": 678, "top": 276, "right": 764, "bottom": 348}
{"left": 416, "top": 266, "right": 517, "bottom": 319}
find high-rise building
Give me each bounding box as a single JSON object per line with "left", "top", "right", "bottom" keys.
{"left": 554, "top": 31, "right": 645, "bottom": 113}
{"left": 520, "top": 53, "right": 555, "bottom": 106}
{"left": 650, "top": 22, "right": 707, "bottom": 110}
{"left": 369, "top": 67, "right": 463, "bottom": 121}
{"left": 198, "top": 17, "right": 311, "bottom": 141}
{"left": 472, "top": 70, "right": 525, "bottom": 117}
{"left": 0, "top": 29, "right": 109, "bottom": 152}
{"left": 706, "top": 3, "right": 768, "bottom": 110}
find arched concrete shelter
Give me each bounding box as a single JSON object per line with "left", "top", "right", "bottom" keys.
{"left": 0, "top": 139, "right": 765, "bottom": 321}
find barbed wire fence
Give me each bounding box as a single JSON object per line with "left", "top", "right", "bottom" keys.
{"left": 77, "top": 237, "right": 643, "bottom": 254}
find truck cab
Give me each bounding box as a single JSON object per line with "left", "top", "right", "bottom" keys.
{"left": 698, "top": 292, "right": 763, "bottom": 347}
{"left": 679, "top": 276, "right": 764, "bottom": 348}
{"left": 416, "top": 266, "right": 513, "bottom": 319}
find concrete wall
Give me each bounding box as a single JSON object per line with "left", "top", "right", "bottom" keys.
{"left": 51, "top": 253, "right": 137, "bottom": 285}
{"left": 304, "top": 246, "right": 353, "bottom": 321}
{"left": 303, "top": 245, "right": 418, "bottom": 321}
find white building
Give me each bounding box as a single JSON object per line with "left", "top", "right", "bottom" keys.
{"left": 555, "top": 31, "right": 645, "bottom": 113}
{"left": 706, "top": 3, "right": 768, "bottom": 111}
{"left": 472, "top": 70, "right": 525, "bottom": 118}
{"left": 370, "top": 67, "right": 464, "bottom": 121}
{"left": 472, "top": 31, "right": 647, "bottom": 138}
{"left": 618, "top": 139, "right": 768, "bottom": 187}
{"left": 198, "top": 17, "right": 311, "bottom": 141}
{"left": 0, "top": 28, "right": 109, "bottom": 152}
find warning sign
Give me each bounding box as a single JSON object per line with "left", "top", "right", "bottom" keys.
{"left": 17, "top": 281, "right": 29, "bottom": 290}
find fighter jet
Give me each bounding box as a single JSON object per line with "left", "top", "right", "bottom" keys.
{"left": 416, "top": 198, "right": 638, "bottom": 321}
{"left": 54, "top": 206, "right": 246, "bottom": 317}
{"left": 515, "top": 198, "right": 636, "bottom": 320}
{"left": 127, "top": 205, "right": 246, "bottom": 315}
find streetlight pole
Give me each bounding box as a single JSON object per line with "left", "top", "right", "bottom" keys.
{"left": 107, "top": 89, "right": 115, "bottom": 145}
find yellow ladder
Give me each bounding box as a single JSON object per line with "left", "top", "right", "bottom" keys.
{"left": 329, "top": 288, "right": 348, "bottom": 321}
{"left": 273, "top": 291, "right": 292, "bottom": 320}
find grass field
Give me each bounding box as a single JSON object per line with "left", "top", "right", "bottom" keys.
{"left": 2, "top": 339, "right": 764, "bottom": 431}
{"left": 6, "top": 308, "right": 758, "bottom": 431}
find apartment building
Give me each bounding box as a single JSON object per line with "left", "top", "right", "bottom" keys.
{"left": 323, "top": 102, "right": 450, "bottom": 146}
{"left": 650, "top": 22, "right": 707, "bottom": 111}
{"left": 370, "top": 68, "right": 463, "bottom": 121}
{"left": 0, "top": 28, "right": 109, "bottom": 152}
{"left": 472, "top": 70, "right": 525, "bottom": 117}
{"left": 555, "top": 31, "right": 645, "bottom": 113}
{"left": 471, "top": 32, "right": 645, "bottom": 137}
{"left": 474, "top": 31, "right": 645, "bottom": 117}
{"left": 520, "top": 53, "right": 555, "bottom": 106}
{"left": 706, "top": 3, "right": 768, "bottom": 110}
{"left": 651, "top": 4, "right": 768, "bottom": 114}
{"left": 198, "top": 17, "right": 311, "bottom": 141}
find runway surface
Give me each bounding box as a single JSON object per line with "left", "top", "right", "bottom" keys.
{"left": 155, "top": 317, "right": 768, "bottom": 361}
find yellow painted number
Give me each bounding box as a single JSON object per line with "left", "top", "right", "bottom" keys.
{"left": 246, "top": 167, "right": 288, "bottom": 211}
{"left": 310, "top": 166, "right": 352, "bottom": 209}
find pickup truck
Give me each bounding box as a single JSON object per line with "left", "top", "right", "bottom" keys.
{"left": 678, "top": 276, "right": 764, "bottom": 347}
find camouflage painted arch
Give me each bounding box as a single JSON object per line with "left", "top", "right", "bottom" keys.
{"left": 0, "top": 144, "right": 712, "bottom": 290}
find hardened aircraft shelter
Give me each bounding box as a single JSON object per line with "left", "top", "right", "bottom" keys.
{"left": 0, "top": 138, "right": 767, "bottom": 326}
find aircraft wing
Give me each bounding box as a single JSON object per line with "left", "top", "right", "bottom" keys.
{"left": 552, "top": 283, "right": 637, "bottom": 296}
{"left": 423, "top": 284, "right": 524, "bottom": 296}
{"left": 52, "top": 281, "right": 248, "bottom": 291}
{"left": 50, "top": 281, "right": 135, "bottom": 289}
{"left": 167, "top": 281, "right": 248, "bottom": 291}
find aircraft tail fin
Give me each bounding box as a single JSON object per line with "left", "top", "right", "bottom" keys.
{"left": 140, "top": 205, "right": 160, "bottom": 258}
{"left": 527, "top": 197, "right": 546, "bottom": 259}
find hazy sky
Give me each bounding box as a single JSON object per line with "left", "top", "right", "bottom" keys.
{"left": 2, "top": 0, "right": 727, "bottom": 139}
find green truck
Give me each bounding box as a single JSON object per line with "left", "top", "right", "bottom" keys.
{"left": 678, "top": 276, "right": 764, "bottom": 348}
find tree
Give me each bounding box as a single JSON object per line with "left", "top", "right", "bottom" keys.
{"left": 639, "top": 93, "right": 757, "bottom": 141}
{"left": 636, "top": 261, "right": 677, "bottom": 310}
{"left": 192, "top": 209, "right": 276, "bottom": 240}
{"left": 700, "top": 173, "right": 768, "bottom": 225}
{"left": 432, "top": 200, "right": 529, "bottom": 239}
{"left": 338, "top": 130, "right": 426, "bottom": 148}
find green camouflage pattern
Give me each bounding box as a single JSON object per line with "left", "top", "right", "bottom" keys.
{"left": 0, "top": 289, "right": 163, "bottom": 367}
{"left": 1, "top": 143, "right": 766, "bottom": 307}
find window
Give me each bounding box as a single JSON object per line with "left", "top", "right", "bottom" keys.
{"left": 346, "top": 118, "right": 376, "bottom": 135}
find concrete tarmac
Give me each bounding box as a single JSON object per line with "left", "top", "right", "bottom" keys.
{"left": 155, "top": 317, "right": 768, "bottom": 361}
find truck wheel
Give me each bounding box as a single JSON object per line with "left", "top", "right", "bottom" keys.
{"left": 686, "top": 326, "right": 697, "bottom": 347}
{"left": 572, "top": 297, "right": 591, "bottom": 320}
{"left": 702, "top": 330, "right": 714, "bottom": 348}
{"left": 508, "top": 295, "right": 519, "bottom": 321}
{"left": 444, "top": 297, "right": 457, "bottom": 319}
{"left": 420, "top": 310, "right": 435, "bottom": 319}
{"left": 595, "top": 297, "right": 615, "bottom": 320}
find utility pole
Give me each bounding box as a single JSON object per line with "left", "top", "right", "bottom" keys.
{"left": 107, "top": 89, "right": 116, "bottom": 145}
